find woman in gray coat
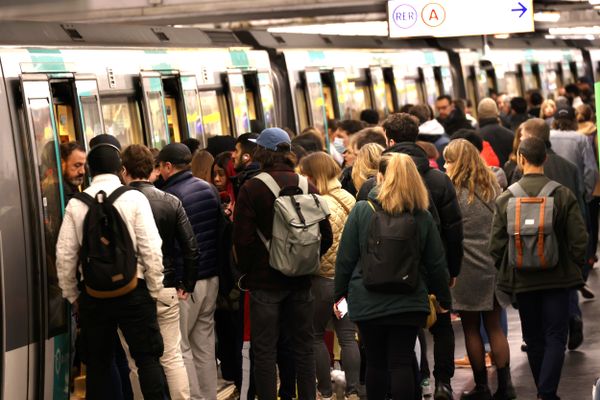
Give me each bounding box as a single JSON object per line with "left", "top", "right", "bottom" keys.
{"left": 443, "top": 139, "right": 516, "bottom": 400}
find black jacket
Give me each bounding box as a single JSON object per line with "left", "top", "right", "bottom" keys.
{"left": 479, "top": 118, "right": 514, "bottom": 167}
{"left": 509, "top": 113, "right": 530, "bottom": 133}
{"left": 130, "top": 181, "right": 199, "bottom": 292}
{"left": 357, "top": 142, "right": 464, "bottom": 277}
{"left": 232, "top": 162, "right": 261, "bottom": 198}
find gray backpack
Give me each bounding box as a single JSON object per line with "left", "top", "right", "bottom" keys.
{"left": 255, "top": 173, "right": 330, "bottom": 277}
{"left": 506, "top": 181, "right": 561, "bottom": 271}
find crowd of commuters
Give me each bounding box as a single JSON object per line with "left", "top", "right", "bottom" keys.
{"left": 53, "top": 81, "right": 596, "bottom": 400}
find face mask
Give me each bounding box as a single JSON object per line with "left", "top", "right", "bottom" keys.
{"left": 333, "top": 137, "right": 346, "bottom": 154}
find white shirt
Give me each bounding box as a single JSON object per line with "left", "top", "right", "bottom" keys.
{"left": 56, "top": 174, "right": 164, "bottom": 303}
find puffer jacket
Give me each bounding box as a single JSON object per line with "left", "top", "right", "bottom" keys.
{"left": 162, "top": 170, "right": 221, "bottom": 281}
{"left": 319, "top": 180, "right": 356, "bottom": 278}
{"left": 129, "top": 181, "right": 199, "bottom": 293}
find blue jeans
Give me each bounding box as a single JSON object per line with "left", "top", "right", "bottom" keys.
{"left": 516, "top": 289, "right": 570, "bottom": 400}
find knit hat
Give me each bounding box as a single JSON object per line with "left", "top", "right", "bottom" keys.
{"left": 87, "top": 134, "right": 122, "bottom": 176}
{"left": 477, "top": 98, "right": 499, "bottom": 120}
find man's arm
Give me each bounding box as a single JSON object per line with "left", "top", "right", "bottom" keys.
{"left": 232, "top": 184, "right": 258, "bottom": 273}
{"left": 56, "top": 203, "right": 82, "bottom": 304}
{"left": 435, "top": 174, "right": 464, "bottom": 277}
{"left": 174, "top": 200, "right": 199, "bottom": 293}
{"left": 133, "top": 194, "right": 164, "bottom": 298}
{"left": 562, "top": 188, "right": 588, "bottom": 267}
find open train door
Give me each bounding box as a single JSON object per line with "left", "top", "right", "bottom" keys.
{"left": 224, "top": 69, "right": 251, "bottom": 137}
{"left": 19, "top": 74, "right": 71, "bottom": 400}
{"left": 74, "top": 74, "right": 105, "bottom": 149}
{"left": 139, "top": 71, "right": 170, "bottom": 149}
{"left": 302, "top": 67, "right": 329, "bottom": 151}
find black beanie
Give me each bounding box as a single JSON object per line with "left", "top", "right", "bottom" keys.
{"left": 88, "top": 134, "right": 122, "bottom": 176}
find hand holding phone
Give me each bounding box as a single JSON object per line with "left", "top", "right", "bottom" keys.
{"left": 334, "top": 297, "right": 348, "bottom": 319}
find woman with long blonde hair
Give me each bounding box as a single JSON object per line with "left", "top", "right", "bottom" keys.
{"left": 351, "top": 143, "right": 384, "bottom": 193}
{"left": 299, "top": 152, "right": 360, "bottom": 400}
{"left": 335, "top": 153, "right": 451, "bottom": 400}
{"left": 443, "top": 139, "right": 515, "bottom": 400}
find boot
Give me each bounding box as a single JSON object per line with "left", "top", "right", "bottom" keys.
{"left": 493, "top": 367, "right": 517, "bottom": 400}
{"left": 461, "top": 369, "right": 492, "bottom": 400}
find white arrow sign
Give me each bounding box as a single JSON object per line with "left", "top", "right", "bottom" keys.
{"left": 387, "top": 0, "right": 534, "bottom": 38}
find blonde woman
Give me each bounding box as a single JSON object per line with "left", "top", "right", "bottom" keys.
{"left": 351, "top": 142, "right": 384, "bottom": 194}
{"left": 299, "top": 152, "right": 360, "bottom": 400}
{"left": 334, "top": 153, "right": 451, "bottom": 400}
{"left": 539, "top": 99, "right": 557, "bottom": 123}
{"left": 443, "top": 140, "right": 515, "bottom": 400}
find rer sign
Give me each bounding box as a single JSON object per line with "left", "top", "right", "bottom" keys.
{"left": 388, "top": 0, "right": 534, "bottom": 38}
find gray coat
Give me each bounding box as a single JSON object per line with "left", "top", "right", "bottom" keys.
{"left": 451, "top": 188, "right": 500, "bottom": 311}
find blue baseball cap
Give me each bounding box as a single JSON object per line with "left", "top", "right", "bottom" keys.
{"left": 251, "top": 128, "right": 291, "bottom": 151}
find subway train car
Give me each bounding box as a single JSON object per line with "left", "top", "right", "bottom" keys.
{"left": 0, "top": 21, "right": 278, "bottom": 400}
{"left": 237, "top": 30, "right": 595, "bottom": 136}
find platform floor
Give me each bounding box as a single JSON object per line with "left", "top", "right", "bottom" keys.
{"left": 216, "top": 266, "right": 600, "bottom": 400}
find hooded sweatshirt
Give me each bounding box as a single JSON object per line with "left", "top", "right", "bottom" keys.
{"left": 418, "top": 119, "right": 450, "bottom": 169}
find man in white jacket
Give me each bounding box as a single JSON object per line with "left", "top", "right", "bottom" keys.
{"left": 56, "top": 134, "right": 166, "bottom": 400}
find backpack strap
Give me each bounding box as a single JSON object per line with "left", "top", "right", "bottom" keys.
{"left": 507, "top": 183, "right": 528, "bottom": 198}
{"left": 72, "top": 192, "right": 94, "bottom": 207}
{"left": 537, "top": 181, "right": 561, "bottom": 197}
{"left": 254, "top": 173, "right": 281, "bottom": 198}
{"left": 106, "top": 186, "right": 135, "bottom": 205}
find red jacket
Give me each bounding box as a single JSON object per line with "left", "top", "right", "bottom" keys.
{"left": 481, "top": 141, "right": 500, "bottom": 167}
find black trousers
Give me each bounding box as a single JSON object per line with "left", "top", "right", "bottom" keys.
{"left": 517, "top": 289, "right": 570, "bottom": 400}
{"left": 79, "top": 280, "right": 165, "bottom": 400}
{"left": 250, "top": 288, "right": 315, "bottom": 400}
{"left": 429, "top": 312, "right": 455, "bottom": 384}
{"left": 358, "top": 323, "right": 419, "bottom": 400}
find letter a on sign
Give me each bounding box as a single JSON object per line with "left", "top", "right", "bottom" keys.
{"left": 421, "top": 3, "right": 446, "bottom": 27}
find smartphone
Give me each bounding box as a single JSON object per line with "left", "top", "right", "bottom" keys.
{"left": 335, "top": 297, "right": 348, "bottom": 319}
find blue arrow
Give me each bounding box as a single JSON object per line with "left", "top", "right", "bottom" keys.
{"left": 511, "top": 2, "right": 528, "bottom": 18}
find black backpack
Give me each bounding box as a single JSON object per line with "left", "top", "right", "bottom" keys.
{"left": 360, "top": 201, "right": 421, "bottom": 293}
{"left": 73, "top": 186, "right": 138, "bottom": 298}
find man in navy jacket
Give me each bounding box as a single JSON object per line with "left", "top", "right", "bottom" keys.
{"left": 158, "top": 142, "right": 222, "bottom": 400}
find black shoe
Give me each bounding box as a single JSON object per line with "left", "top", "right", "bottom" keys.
{"left": 520, "top": 342, "right": 528, "bottom": 352}
{"left": 568, "top": 316, "right": 584, "bottom": 350}
{"left": 579, "top": 285, "right": 595, "bottom": 299}
{"left": 461, "top": 385, "right": 492, "bottom": 400}
{"left": 493, "top": 367, "right": 517, "bottom": 400}
{"left": 434, "top": 382, "right": 453, "bottom": 400}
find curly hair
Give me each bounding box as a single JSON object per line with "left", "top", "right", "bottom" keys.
{"left": 443, "top": 139, "right": 499, "bottom": 204}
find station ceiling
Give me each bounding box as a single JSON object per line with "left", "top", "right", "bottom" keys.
{"left": 0, "top": 0, "right": 598, "bottom": 37}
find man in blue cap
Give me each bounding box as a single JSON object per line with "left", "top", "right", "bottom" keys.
{"left": 233, "top": 128, "right": 333, "bottom": 400}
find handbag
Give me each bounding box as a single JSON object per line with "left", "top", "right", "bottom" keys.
{"left": 426, "top": 294, "right": 438, "bottom": 329}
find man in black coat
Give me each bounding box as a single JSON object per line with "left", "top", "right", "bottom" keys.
{"left": 477, "top": 98, "right": 515, "bottom": 167}
{"left": 357, "top": 113, "right": 464, "bottom": 400}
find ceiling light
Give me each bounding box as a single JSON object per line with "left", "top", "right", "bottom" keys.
{"left": 589, "top": 0, "right": 600, "bottom": 5}
{"left": 534, "top": 12, "right": 560, "bottom": 23}
{"left": 549, "top": 26, "right": 600, "bottom": 36}
{"left": 494, "top": 34, "right": 510, "bottom": 39}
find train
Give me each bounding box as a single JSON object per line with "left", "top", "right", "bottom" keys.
{"left": 0, "top": 20, "right": 597, "bottom": 400}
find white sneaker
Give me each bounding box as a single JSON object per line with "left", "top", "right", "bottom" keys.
{"left": 330, "top": 370, "right": 346, "bottom": 387}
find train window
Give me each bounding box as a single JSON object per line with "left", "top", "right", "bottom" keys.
{"left": 146, "top": 91, "right": 169, "bottom": 149}
{"left": 101, "top": 97, "right": 144, "bottom": 148}
{"left": 29, "top": 98, "right": 68, "bottom": 337}
{"left": 199, "top": 90, "right": 227, "bottom": 136}
{"left": 180, "top": 76, "right": 205, "bottom": 146}
{"left": 505, "top": 73, "right": 521, "bottom": 98}
{"left": 245, "top": 91, "right": 257, "bottom": 121}
{"left": 422, "top": 68, "right": 438, "bottom": 106}
{"left": 369, "top": 67, "right": 389, "bottom": 118}
{"left": 304, "top": 69, "right": 326, "bottom": 135}
{"left": 164, "top": 96, "right": 182, "bottom": 143}
{"left": 54, "top": 104, "right": 76, "bottom": 143}
{"left": 441, "top": 67, "right": 454, "bottom": 98}
{"left": 322, "top": 85, "right": 335, "bottom": 120}
{"left": 226, "top": 71, "right": 251, "bottom": 136}
{"left": 352, "top": 82, "right": 371, "bottom": 118}
{"left": 79, "top": 97, "right": 104, "bottom": 141}
{"left": 295, "top": 85, "right": 310, "bottom": 132}
{"left": 404, "top": 79, "right": 421, "bottom": 105}
{"left": 333, "top": 69, "right": 352, "bottom": 120}
{"left": 258, "top": 73, "right": 276, "bottom": 128}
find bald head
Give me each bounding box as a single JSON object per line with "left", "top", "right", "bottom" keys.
{"left": 521, "top": 118, "right": 550, "bottom": 144}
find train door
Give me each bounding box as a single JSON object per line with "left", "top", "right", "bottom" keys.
{"left": 224, "top": 69, "right": 251, "bottom": 136}
{"left": 179, "top": 74, "right": 206, "bottom": 147}
{"left": 438, "top": 66, "right": 455, "bottom": 99}
{"left": 302, "top": 67, "right": 329, "bottom": 148}
{"left": 382, "top": 67, "right": 397, "bottom": 113}
{"left": 19, "top": 74, "right": 71, "bottom": 400}
{"left": 421, "top": 67, "right": 438, "bottom": 107}
{"left": 480, "top": 61, "right": 498, "bottom": 96}
{"left": 464, "top": 66, "right": 479, "bottom": 107}
{"left": 139, "top": 71, "right": 170, "bottom": 149}
{"left": 368, "top": 66, "right": 389, "bottom": 118}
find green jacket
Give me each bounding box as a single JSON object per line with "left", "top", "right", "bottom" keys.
{"left": 334, "top": 194, "right": 451, "bottom": 323}
{"left": 489, "top": 174, "right": 587, "bottom": 294}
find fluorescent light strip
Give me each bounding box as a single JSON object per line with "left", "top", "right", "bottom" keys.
{"left": 268, "top": 21, "right": 389, "bottom": 36}
{"left": 534, "top": 12, "right": 560, "bottom": 22}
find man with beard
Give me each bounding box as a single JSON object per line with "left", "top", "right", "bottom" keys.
{"left": 232, "top": 133, "right": 260, "bottom": 197}
{"left": 60, "top": 141, "right": 86, "bottom": 200}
